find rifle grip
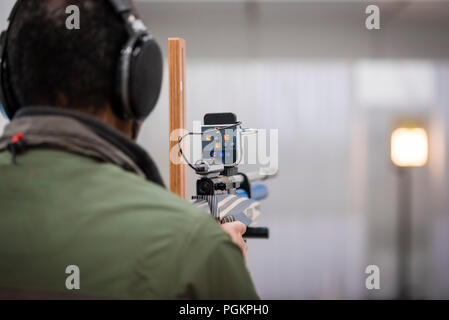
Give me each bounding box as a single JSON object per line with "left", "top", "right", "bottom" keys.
{"left": 244, "top": 227, "right": 269, "bottom": 239}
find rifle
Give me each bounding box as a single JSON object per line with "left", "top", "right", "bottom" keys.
{"left": 168, "top": 39, "right": 271, "bottom": 239}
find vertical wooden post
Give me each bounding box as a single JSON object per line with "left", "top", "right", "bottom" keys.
{"left": 168, "top": 38, "right": 187, "bottom": 199}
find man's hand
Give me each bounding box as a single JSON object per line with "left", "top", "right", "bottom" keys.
{"left": 221, "top": 221, "right": 248, "bottom": 262}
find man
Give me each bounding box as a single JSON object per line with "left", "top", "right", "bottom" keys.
{"left": 0, "top": 0, "right": 258, "bottom": 299}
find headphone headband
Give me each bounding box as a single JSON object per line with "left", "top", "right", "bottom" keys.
{"left": 108, "top": 0, "right": 146, "bottom": 35}
{"left": 109, "top": 0, "right": 132, "bottom": 14}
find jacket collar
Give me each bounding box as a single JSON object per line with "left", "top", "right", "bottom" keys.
{"left": 0, "top": 106, "right": 165, "bottom": 187}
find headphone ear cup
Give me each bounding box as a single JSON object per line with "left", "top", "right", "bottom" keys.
{"left": 0, "top": 30, "right": 14, "bottom": 120}
{"left": 128, "top": 37, "right": 163, "bottom": 120}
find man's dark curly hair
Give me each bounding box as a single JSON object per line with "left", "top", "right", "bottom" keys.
{"left": 6, "top": 0, "right": 130, "bottom": 112}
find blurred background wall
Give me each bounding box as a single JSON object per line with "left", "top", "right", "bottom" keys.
{"left": 1, "top": 0, "right": 449, "bottom": 299}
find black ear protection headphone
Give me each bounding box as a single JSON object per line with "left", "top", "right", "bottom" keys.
{"left": 0, "top": 0, "right": 163, "bottom": 122}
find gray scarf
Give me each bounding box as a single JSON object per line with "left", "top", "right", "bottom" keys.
{"left": 0, "top": 107, "right": 165, "bottom": 187}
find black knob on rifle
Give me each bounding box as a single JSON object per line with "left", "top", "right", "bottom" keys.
{"left": 197, "top": 178, "right": 214, "bottom": 195}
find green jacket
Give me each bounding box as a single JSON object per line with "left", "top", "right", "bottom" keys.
{"left": 0, "top": 107, "right": 258, "bottom": 299}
